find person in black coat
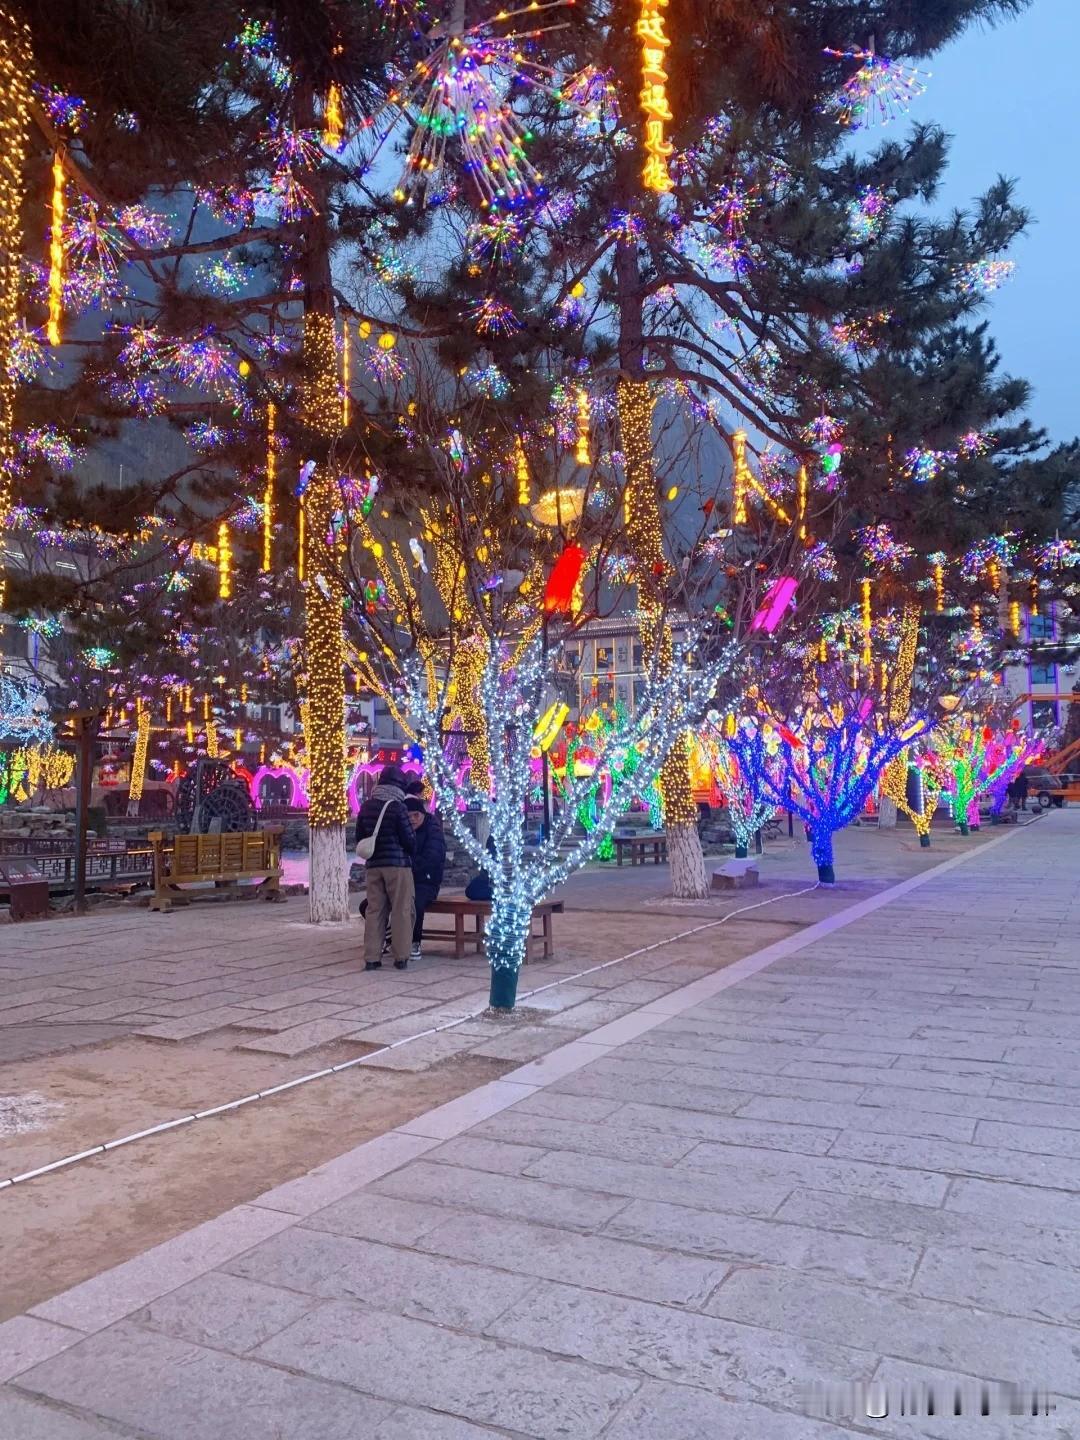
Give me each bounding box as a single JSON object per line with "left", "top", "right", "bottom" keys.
{"left": 406, "top": 796, "right": 446, "bottom": 958}
{"left": 355, "top": 764, "right": 415, "bottom": 970}
{"left": 464, "top": 834, "right": 497, "bottom": 902}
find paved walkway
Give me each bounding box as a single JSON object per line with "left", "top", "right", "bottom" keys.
{"left": 3, "top": 814, "right": 1080, "bottom": 1437}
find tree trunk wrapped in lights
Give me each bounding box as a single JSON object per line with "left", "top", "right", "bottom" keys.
{"left": 701, "top": 727, "right": 776, "bottom": 858}
{"left": 618, "top": 378, "right": 709, "bottom": 899}
{"left": 402, "top": 628, "right": 737, "bottom": 1008}
{"left": 0, "top": 9, "right": 31, "bottom": 615}
{"left": 880, "top": 754, "right": 943, "bottom": 846}
{"left": 302, "top": 309, "right": 349, "bottom": 922}
{"left": 930, "top": 718, "right": 1041, "bottom": 836}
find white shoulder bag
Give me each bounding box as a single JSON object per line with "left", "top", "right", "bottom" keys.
{"left": 356, "top": 799, "right": 395, "bottom": 861}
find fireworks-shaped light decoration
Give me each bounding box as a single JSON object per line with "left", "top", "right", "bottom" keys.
{"left": 856, "top": 523, "right": 913, "bottom": 574}
{"left": 47, "top": 152, "right": 65, "bottom": 345}
{"left": 470, "top": 294, "right": 520, "bottom": 336}
{"left": 957, "top": 259, "right": 1015, "bottom": 297}
{"left": 957, "top": 429, "right": 991, "bottom": 460}
{"left": 637, "top": 0, "right": 674, "bottom": 192}
{"left": 803, "top": 411, "right": 843, "bottom": 446}
{"left": 0, "top": 670, "right": 53, "bottom": 745}
{"left": 823, "top": 43, "right": 927, "bottom": 129}
{"left": 1035, "top": 537, "right": 1080, "bottom": 571}
{"left": 902, "top": 447, "right": 951, "bottom": 484}
{"left": 386, "top": 5, "right": 575, "bottom": 211}
{"left": 469, "top": 212, "right": 526, "bottom": 264}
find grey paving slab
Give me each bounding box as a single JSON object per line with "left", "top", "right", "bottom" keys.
{"left": 15, "top": 1321, "right": 394, "bottom": 1440}
{"left": 0, "top": 1316, "right": 82, "bottom": 1384}
{"left": 223, "top": 1226, "right": 537, "bottom": 1329}
{"left": 131, "top": 1270, "right": 320, "bottom": 1354}
{"left": 488, "top": 1278, "right": 876, "bottom": 1407}
{"left": 254, "top": 1302, "right": 639, "bottom": 1439}
{"left": 0, "top": 1391, "right": 130, "bottom": 1440}
{"left": 603, "top": 1382, "right": 863, "bottom": 1440}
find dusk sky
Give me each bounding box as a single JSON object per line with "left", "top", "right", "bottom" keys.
{"left": 912, "top": 0, "right": 1079, "bottom": 446}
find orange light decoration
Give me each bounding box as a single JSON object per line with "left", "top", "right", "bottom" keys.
{"left": 298, "top": 499, "right": 306, "bottom": 581}
{"left": 797, "top": 465, "right": 808, "bottom": 541}
{"left": 1029, "top": 580, "right": 1038, "bottom": 618}
{"left": 128, "top": 708, "right": 151, "bottom": 805}
{"left": 1009, "top": 599, "right": 1021, "bottom": 638}
{"left": 202, "top": 694, "right": 210, "bottom": 723}
{"left": 323, "top": 82, "right": 343, "bottom": 150}
{"left": 861, "top": 578, "right": 872, "bottom": 668}
{"left": 262, "top": 402, "right": 275, "bottom": 573}
{"left": 234, "top": 726, "right": 243, "bottom": 751}
{"left": 933, "top": 561, "right": 945, "bottom": 613}
{"left": 47, "top": 151, "right": 64, "bottom": 346}
{"left": 165, "top": 693, "right": 173, "bottom": 724}
{"left": 206, "top": 720, "right": 219, "bottom": 759}
{"left": 574, "top": 387, "right": 591, "bottom": 466}
{"left": 217, "top": 520, "right": 232, "bottom": 598}
{"left": 185, "top": 719, "right": 194, "bottom": 745}
{"left": 636, "top": 0, "right": 674, "bottom": 193}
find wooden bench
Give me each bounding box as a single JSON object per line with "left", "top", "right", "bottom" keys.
{"left": 614, "top": 832, "right": 668, "bottom": 867}
{"left": 422, "top": 896, "right": 564, "bottom": 961}
{"left": 147, "top": 829, "right": 283, "bottom": 913}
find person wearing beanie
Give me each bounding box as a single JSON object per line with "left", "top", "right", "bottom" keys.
{"left": 355, "top": 764, "right": 415, "bottom": 970}
{"left": 405, "top": 794, "right": 446, "bottom": 960}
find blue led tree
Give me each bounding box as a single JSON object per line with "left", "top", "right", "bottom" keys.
{"left": 729, "top": 681, "right": 932, "bottom": 884}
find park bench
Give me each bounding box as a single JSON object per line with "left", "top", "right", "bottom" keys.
{"left": 147, "top": 828, "right": 283, "bottom": 913}
{"left": 613, "top": 832, "right": 668, "bottom": 867}
{"left": 422, "top": 896, "right": 564, "bottom": 961}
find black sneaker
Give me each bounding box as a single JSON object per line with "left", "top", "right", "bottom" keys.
{"left": 409, "top": 943, "right": 422, "bottom": 961}
{"left": 364, "top": 960, "right": 383, "bottom": 971}
{"left": 393, "top": 958, "right": 408, "bottom": 970}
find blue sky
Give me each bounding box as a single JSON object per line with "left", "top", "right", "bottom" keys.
{"left": 912, "top": 0, "right": 1079, "bottom": 445}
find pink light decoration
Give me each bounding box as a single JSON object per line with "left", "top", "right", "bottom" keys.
{"left": 346, "top": 759, "right": 422, "bottom": 816}
{"left": 250, "top": 763, "right": 309, "bottom": 809}
{"left": 750, "top": 577, "right": 798, "bottom": 634}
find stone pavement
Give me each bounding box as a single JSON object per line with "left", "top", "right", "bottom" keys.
{"left": 3, "top": 812, "right": 1080, "bottom": 1437}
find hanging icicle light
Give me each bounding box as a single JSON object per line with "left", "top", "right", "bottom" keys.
{"left": 574, "top": 387, "right": 591, "bottom": 466}
{"left": 861, "top": 577, "right": 872, "bottom": 668}
{"left": 217, "top": 519, "right": 232, "bottom": 598}
{"left": 322, "top": 82, "right": 343, "bottom": 150}
{"left": 732, "top": 430, "right": 749, "bottom": 524}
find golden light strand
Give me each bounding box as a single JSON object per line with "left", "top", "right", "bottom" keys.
{"left": 297, "top": 500, "right": 306, "bottom": 581}
{"left": 636, "top": 0, "right": 673, "bottom": 193}
{"left": 732, "top": 429, "right": 749, "bottom": 525}
{"left": 128, "top": 708, "right": 151, "bottom": 805}
{"left": 574, "top": 387, "right": 591, "bottom": 466}
{"left": 47, "top": 151, "right": 65, "bottom": 346}
{"left": 797, "top": 465, "right": 808, "bottom": 541}
{"left": 1009, "top": 599, "right": 1021, "bottom": 638}
{"left": 234, "top": 726, "right": 243, "bottom": 751}
{"left": 217, "top": 519, "right": 232, "bottom": 599}
{"left": 262, "top": 402, "right": 275, "bottom": 573}
{"left": 0, "top": 10, "right": 31, "bottom": 617}
{"left": 933, "top": 562, "right": 944, "bottom": 613}
{"left": 861, "top": 578, "right": 872, "bottom": 669}
{"left": 202, "top": 693, "right": 210, "bottom": 723}
{"left": 206, "top": 720, "right": 219, "bottom": 759}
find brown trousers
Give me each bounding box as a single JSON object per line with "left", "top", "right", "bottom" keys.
{"left": 363, "top": 867, "right": 415, "bottom": 964}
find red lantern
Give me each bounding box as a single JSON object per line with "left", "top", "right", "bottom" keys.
{"left": 982, "top": 726, "right": 993, "bottom": 742}
{"left": 543, "top": 544, "right": 587, "bottom": 614}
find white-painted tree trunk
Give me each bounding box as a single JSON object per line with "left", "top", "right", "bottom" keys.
{"left": 877, "top": 797, "right": 898, "bottom": 829}
{"left": 668, "top": 818, "right": 710, "bottom": 899}
{"left": 308, "top": 824, "right": 349, "bottom": 923}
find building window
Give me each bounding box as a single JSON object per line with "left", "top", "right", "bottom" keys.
{"left": 616, "top": 642, "right": 628, "bottom": 668}
{"left": 594, "top": 680, "right": 614, "bottom": 708}
{"left": 1032, "top": 699, "right": 1060, "bottom": 730}
{"left": 595, "top": 644, "right": 612, "bottom": 671}
{"left": 1030, "top": 662, "right": 1057, "bottom": 686}
{"left": 633, "top": 642, "right": 644, "bottom": 669}
{"left": 1029, "top": 612, "right": 1056, "bottom": 642}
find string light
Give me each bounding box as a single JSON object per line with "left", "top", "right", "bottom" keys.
{"left": 575, "top": 387, "right": 591, "bottom": 466}
{"left": 128, "top": 708, "right": 151, "bottom": 805}
{"left": 206, "top": 720, "right": 219, "bottom": 758}
{"left": 217, "top": 519, "right": 232, "bottom": 598}
{"left": 861, "top": 578, "right": 872, "bottom": 668}
{"left": 637, "top": 0, "right": 674, "bottom": 193}
{"left": 797, "top": 465, "right": 808, "bottom": 541}
{"left": 47, "top": 151, "right": 65, "bottom": 345}
{"left": 263, "top": 402, "right": 275, "bottom": 572}
{"left": 0, "top": 10, "right": 32, "bottom": 617}
{"left": 1009, "top": 599, "right": 1021, "bottom": 638}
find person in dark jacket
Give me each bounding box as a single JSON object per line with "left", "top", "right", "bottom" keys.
{"left": 405, "top": 777, "right": 445, "bottom": 851}
{"left": 355, "top": 764, "right": 415, "bottom": 970}
{"left": 464, "top": 834, "right": 497, "bottom": 902}
{"left": 406, "top": 796, "right": 446, "bottom": 959}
